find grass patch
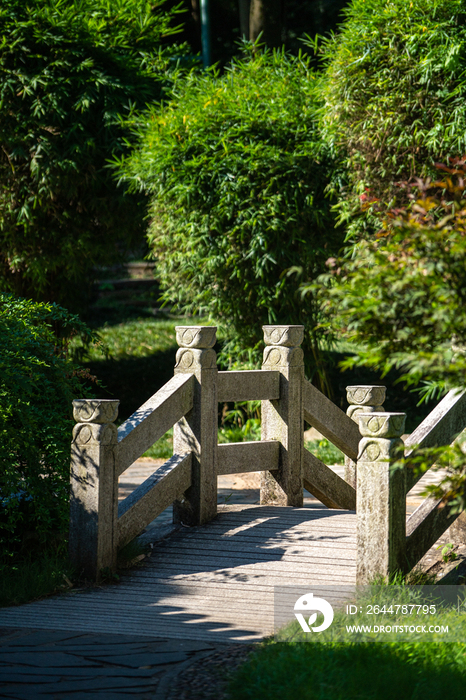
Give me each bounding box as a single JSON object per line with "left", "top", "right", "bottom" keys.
{"left": 229, "top": 586, "right": 466, "bottom": 700}
{"left": 305, "top": 438, "right": 345, "bottom": 465}
{"left": 143, "top": 428, "right": 174, "bottom": 460}
{"left": 0, "top": 549, "right": 75, "bottom": 607}
{"left": 71, "top": 315, "right": 213, "bottom": 419}
{"left": 74, "top": 316, "right": 195, "bottom": 363}
{"left": 228, "top": 637, "right": 466, "bottom": 700}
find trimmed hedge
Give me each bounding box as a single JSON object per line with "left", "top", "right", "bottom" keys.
{"left": 118, "top": 48, "right": 345, "bottom": 377}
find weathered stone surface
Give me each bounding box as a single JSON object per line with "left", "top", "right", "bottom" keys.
{"left": 118, "top": 453, "right": 192, "bottom": 548}
{"left": 72, "top": 422, "right": 118, "bottom": 446}
{"left": 72, "top": 399, "right": 119, "bottom": 425}
{"left": 262, "top": 345, "right": 304, "bottom": 368}
{"left": 303, "top": 449, "right": 356, "bottom": 511}
{"left": 116, "top": 374, "right": 194, "bottom": 476}
{"left": 217, "top": 370, "right": 280, "bottom": 402}
{"left": 449, "top": 511, "right": 466, "bottom": 545}
{"left": 356, "top": 412, "right": 407, "bottom": 583}
{"left": 175, "top": 347, "right": 217, "bottom": 371}
{"left": 261, "top": 325, "right": 304, "bottom": 507}
{"left": 406, "top": 496, "right": 462, "bottom": 571}
{"left": 358, "top": 412, "right": 406, "bottom": 439}
{"left": 346, "top": 385, "right": 386, "bottom": 407}
{"left": 173, "top": 327, "right": 218, "bottom": 526}
{"left": 175, "top": 326, "right": 217, "bottom": 349}
{"left": 304, "top": 380, "right": 360, "bottom": 462}
{"left": 217, "top": 441, "right": 279, "bottom": 475}
{"left": 262, "top": 325, "right": 304, "bottom": 348}
{"left": 69, "top": 399, "right": 120, "bottom": 580}
{"left": 347, "top": 404, "right": 385, "bottom": 421}
{"left": 345, "top": 387, "right": 386, "bottom": 489}
{"left": 358, "top": 437, "right": 404, "bottom": 462}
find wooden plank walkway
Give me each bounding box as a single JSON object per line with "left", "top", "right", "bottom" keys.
{"left": 0, "top": 504, "right": 357, "bottom": 642}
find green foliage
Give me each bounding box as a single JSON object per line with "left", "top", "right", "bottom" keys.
{"left": 314, "top": 160, "right": 466, "bottom": 395}
{"left": 73, "top": 317, "right": 182, "bottom": 363}
{"left": 118, "top": 47, "right": 344, "bottom": 377}
{"left": 438, "top": 542, "right": 458, "bottom": 563}
{"left": 305, "top": 438, "right": 344, "bottom": 465}
{"left": 0, "top": 0, "right": 186, "bottom": 309}
{"left": 219, "top": 401, "right": 261, "bottom": 443}
{"left": 228, "top": 622, "right": 466, "bottom": 700}
{"left": 71, "top": 314, "right": 209, "bottom": 419}
{"left": 0, "top": 549, "right": 75, "bottom": 607}
{"left": 310, "top": 160, "right": 466, "bottom": 508}
{"left": 142, "top": 427, "right": 174, "bottom": 459}
{"left": 0, "top": 294, "right": 97, "bottom": 556}
{"left": 320, "top": 0, "right": 466, "bottom": 238}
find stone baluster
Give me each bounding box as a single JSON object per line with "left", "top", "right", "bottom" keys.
{"left": 356, "top": 411, "right": 407, "bottom": 583}
{"left": 260, "top": 325, "right": 304, "bottom": 507}
{"left": 345, "top": 385, "right": 386, "bottom": 489}
{"left": 69, "top": 399, "right": 120, "bottom": 580}
{"left": 173, "top": 326, "right": 218, "bottom": 526}
{"left": 449, "top": 433, "right": 466, "bottom": 545}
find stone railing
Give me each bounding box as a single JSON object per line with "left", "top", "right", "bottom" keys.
{"left": 356, "top": 391, "right": 466, "bottom": 583}
{"left": 69, "top": 324, "right": 466, "bottom": 582}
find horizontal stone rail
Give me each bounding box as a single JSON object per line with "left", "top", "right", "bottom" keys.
{"left": 217, "top": 370, "right": 280, "bottom": 402}
{"left": 303, "top": 379, "right": 360, "bottom": 462}
{"left": 404, "top": 389, "right": 466, "bottom": 491}
{"left": 303, "top": 449, "right": 356, "bottom": 511}
{"left": 116, "top": 374, "right": 195, "bottom": 477}
{"left": 217, "top": 441, "right": 279, "bottom": 475}
{"left": 405, "top": 495, "right": 460, "bottom": 572}
{"left": 118, "top": 453, "right": 192, "bottom": 549}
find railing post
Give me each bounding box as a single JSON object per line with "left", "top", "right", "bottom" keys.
{"left": 260, "top": 325, "right": 304, "bottom": 507}
{"left": 69, "top": 399, "right": 119, "bottom": 580}
{"left": 449, "top": 432, "right": 466, "bottom": 546}
{"left": 356, "top": 411, "right": 406, "bottom": 583}
{"left": 173, "top": 326, "right": 218, "bottom": 525}
{"left": 345, "top": 386, "right": 386, "bottom": 489}
{"left": 450, "top": 512, "right": 466, "bottom": 545}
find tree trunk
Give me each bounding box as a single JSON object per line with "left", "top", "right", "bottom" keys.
{"left": 249, "top": 0, "right": 283, "bottom": 48}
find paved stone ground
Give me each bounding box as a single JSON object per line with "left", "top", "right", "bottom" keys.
{"left": 0, "top": 459, "right": 453, "bottom": 699}
{"left": 0, "top": 627, "right": 239, "bottom": 700}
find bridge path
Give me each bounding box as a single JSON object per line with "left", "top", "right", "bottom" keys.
{"left": 0, "top": 458, "right": 441, "bottom": 643}
{"left": 0, "top": 502, "right": 356, "bottom": 642}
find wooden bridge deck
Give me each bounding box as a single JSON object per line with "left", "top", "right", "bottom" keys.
{"left": 0, "top": 504, "right": 357, "bottom": 642}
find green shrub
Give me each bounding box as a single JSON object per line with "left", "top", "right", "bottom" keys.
{"left": 306, "top": 438, "right": 344, "bottom": 465}
{"left": 0, "top": 0, "right": 185, "bottom": 310}
{"left": 315, "top": 160, "right": 466, "bottom": 395}
{"left": 118, "top": 47, "right": 344, "bottom": 379}
{"left": 0, "top": 294, "right": 97, "bottom": 557}
{"left": 312, "top": 159, "right": 466, "bottom": 510}
{"left": 320, "top": 0, "right": 466, "bottom": 238}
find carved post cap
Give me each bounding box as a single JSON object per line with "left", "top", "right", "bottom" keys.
{"left": 262, "top": 325, "right": 304, "bottom": 348}
{"left": 72, "top": 399, "right": 119, "bottom": 425}
{"left": 358, "top": 412, "right": 406, "bottom": 439}
{"left": 346, "top": 386, "right": 386, "bottom": 406}
{"left": 176, "top": 326, "right": 217, "bottom": 349}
